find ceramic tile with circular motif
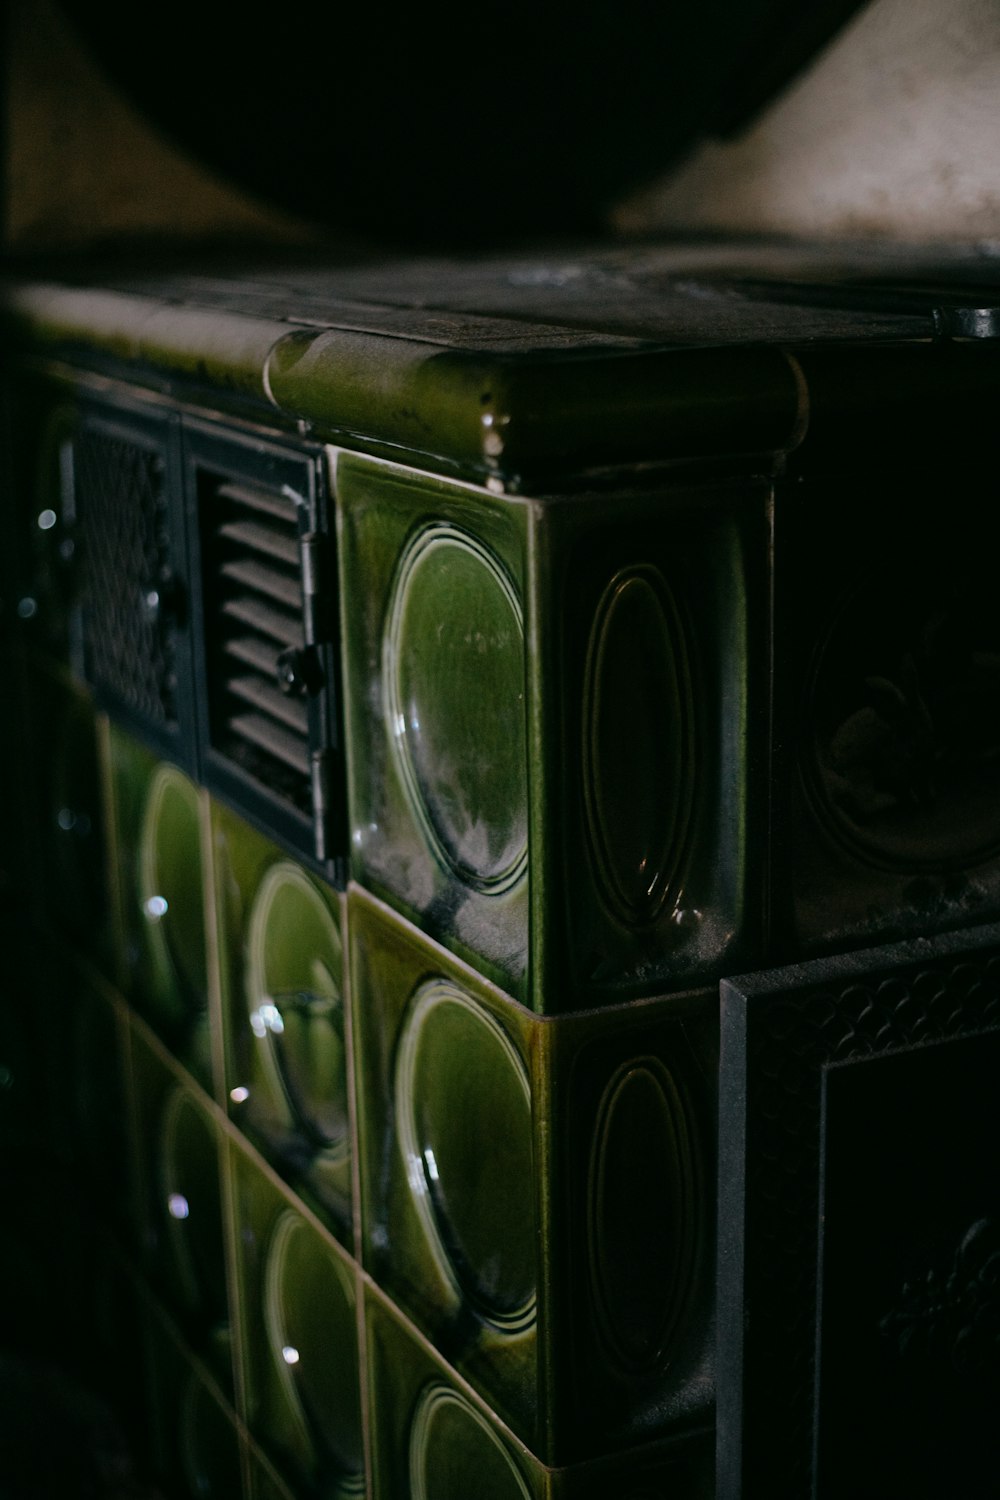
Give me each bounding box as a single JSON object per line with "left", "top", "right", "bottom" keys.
{"left": 337, "top": 451, "right": 767, "bottom": 1011}
{"left": 350, "top": 885, "right": 716, "bottom": 1464}
{"left": 142, "top": 1300, "right": 246, "bottom": 1500}
{"left": 227, "top": 1131, "right": 365, "bottom": 1500}
{"left": 364, "top": 1282, "right": 714, "bottom": 1499}
{"left": 107, "top": 725, "right": 214, "bottom": 1086}
{"left": 128, "top": 1019, "right": 233, "bottom": 1389}
{"left": 212, "top": 800, "right": 353, "bottom": 1249}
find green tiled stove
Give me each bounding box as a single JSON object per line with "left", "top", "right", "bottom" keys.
{"left": 3, "top": 243, "right": 1000, "bottom": 1498}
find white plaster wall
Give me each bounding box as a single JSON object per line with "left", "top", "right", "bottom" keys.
{"left": 614, "top": 0, "right": 1000, "bottom": 245}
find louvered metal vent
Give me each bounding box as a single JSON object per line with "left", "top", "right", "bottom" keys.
{"left": 75, "top": 423, "right": 178, "bottom": 727}
{"left": 203, "top": 475, "right": 313, "bottom": 816}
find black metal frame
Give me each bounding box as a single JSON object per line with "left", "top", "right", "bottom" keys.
{"left": 66, "top": 390, "right": 345, "bottom": 885}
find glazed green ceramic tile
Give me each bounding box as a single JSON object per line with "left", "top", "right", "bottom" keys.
{"left": 107, "top": 724, "right": 213, "bottom": 1085}
{"left": 337, "top": 450, "right": 767, "bottom": 1012}
{"left": 541, "top": 990, "right": 716, "bottom": 1462}
{"left": 350, "top": 886, "right": 715, "bottom": 1464}
{"left": 143, "top": 1299, "right": 248, "bottom": 1500}
{"left": 365, "top": 1285, "right": 714, "bottom": 1500}
{"left": 365, "top": 1286, "right": 541, "bottom": 1500}
{"left": 128, "top": 1019, "right": 232, "bottom": 1385}
{"left": 350, "top": 886, "right": 538, "bottom": 1445}
{"left": 211, "top": 800, "right": 352, "bottom": 1247}
{"left": 246, "top": 1440, "right": 300, "bottom": 1500}
{"left": 227, "top": 1133, "right": 365, "bottom": 1499}
{"left": 338, "top": 455, "right": 533, "bottom": 1001}
{"left": 19, "top": 660, "right": 111, "bottom": 961}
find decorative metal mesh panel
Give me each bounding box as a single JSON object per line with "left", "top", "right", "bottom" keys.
{"left": 75, "top": 427, "right": 177, "bottom": 726}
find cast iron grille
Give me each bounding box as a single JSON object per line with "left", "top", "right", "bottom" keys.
{"left": 202, "top": 475, "right": 312, "bottom": 814}
{"left": 74, "top": 426, "right": 177, "bottom": 725}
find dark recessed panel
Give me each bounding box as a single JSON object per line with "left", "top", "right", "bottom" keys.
{"left": 817, "top": 1031, "right": 1000, "bottom": 1498}
{"left": 774, "top": 454, "right": 1000, "bottom": 960}
{"left": 719, "top": 924, "right": 1000, "bottom": 1499}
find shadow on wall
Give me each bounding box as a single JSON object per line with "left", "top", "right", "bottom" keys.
{"left": 3, "top": 0, "right": 315, "bottom": 253}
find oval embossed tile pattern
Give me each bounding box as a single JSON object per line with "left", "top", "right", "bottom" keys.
{"left": 384, "top": 522, "right": 528, "bottom": 895}
{"left": 587, "top": 1056, "right": 698, "bottom": 1372}
{"left": 139, "top": 762, "right": 207, "bottom": 1021}
{"left": 395, "top": 978, "right": 536, "bottom": 1332}
{"left": 247, "top": 861, "right": 349, "bottom": 1159}
{"left": 583, "top": 565, "right": 695, "bottom": 929}
{"left": 263, "top": 1209, "right": 364, "bottom": 1496}
{"left": 409, "top": 1383, "right": 532, "bottom": 1500}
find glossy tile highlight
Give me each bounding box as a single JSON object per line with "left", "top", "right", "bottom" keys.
{"left": 128, "top": 1020, "right": 232, "bottom": 1386}
{"left": 350, "top": 886, "right": 716, "bottom": 1464}
{"left": 106, "top": 726, "right": 213, "bottom": 1085}
{"left": 212, "top": 800, "right": 353, "bottom": 1247}
{"left": 228, "top": 1132, "right": 365, "bottom": 1499}
{"left": 365, "top": 1286, "right": 714, "bottom": 1500}
{"left": 338, "top": 451, "right": 767, "bottom": 1011}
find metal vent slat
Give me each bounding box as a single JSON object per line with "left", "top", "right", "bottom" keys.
{"left": 218, "top": 519, "right": 300, "bottom": 566}
{"left": 229, "top": 712, "right": 311, "bottom": 775}
{"left": 221, "top": 558, "right": 302, "bottom": 610}
{"left": 216, "top": 480, "right": 296, "bottom": 523}
{"left": 228, "top": 674, "right": 309, "bottom": 735}
{"left": 224, "top": 635, "right": 279, "bottom": 677}
{"left": 204, "top": 463, "right": 315, "bottom": 822}
{"left": 221, "top": 596, "right": 300, "bottom": 647}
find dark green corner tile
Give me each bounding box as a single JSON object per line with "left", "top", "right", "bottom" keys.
{"left": 365, "top": 1286, "right": 714, "bottom": 1500}
{"left": 228, "top": 1133, "right": 365, "bottom": 1499}
{"left": 143, "top": 1300, "right": 248, "bottom": 1500}
{"left": 107, "top": 725, "right": 213, "bottom": 1085}
{"left": 350, "top": 886, "right": 716, "bottom": 1464}
{"left": 338, "top": 450, "right": 767, "bottom": 1012}
{"left": 212, "top": 800, "right": 352, "bottom": 1248}
{"left": 129, "top": 1020, "right": 232, "bottom": 1386}
{"left": 542, "top": 993, "right": 717, "bottom": 1462}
